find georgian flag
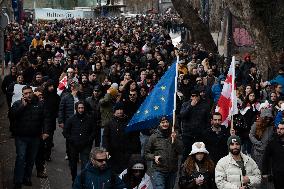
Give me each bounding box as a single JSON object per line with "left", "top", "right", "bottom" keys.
{"left": 215, "top": 57, "right": 238, "bottom": 126}
{"left": 57, "top": 76, "right": 67, "bottom": 96}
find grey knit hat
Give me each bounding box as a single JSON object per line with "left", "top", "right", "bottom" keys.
{"left": 227, "top": 135, "right": 242, "bottom": 147}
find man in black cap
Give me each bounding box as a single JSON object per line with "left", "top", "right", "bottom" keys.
{"left": 180, "top": 89, "right": 210, "bottom": 162}
{"left": 215, "top": 135, "right": 261, "bottom": 189}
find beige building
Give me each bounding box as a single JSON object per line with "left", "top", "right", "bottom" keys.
{"left": 23, "top": 0, "right": 172, "bottom": 13}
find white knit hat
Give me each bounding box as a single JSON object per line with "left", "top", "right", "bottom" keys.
{"left": 189, "top": 142, "right": 209, "bottom": 156}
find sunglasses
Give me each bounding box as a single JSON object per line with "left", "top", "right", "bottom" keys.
{"left": 129, "top": 94, "right": 136, "bottom": 96}
{"left": 95, "top": 158, "right": 107, "bottom": 163}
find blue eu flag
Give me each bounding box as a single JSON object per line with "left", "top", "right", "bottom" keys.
{"left": 126, "top": 60, "right": 177, "bottom": 132}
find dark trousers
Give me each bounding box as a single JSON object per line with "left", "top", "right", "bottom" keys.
{"left": 273, "top": 171, "right": 284, "bottom": 189}
{"left": 69, "top": 145, "right": 91, "bottom": 181}
{"left": 45, "top": 130, "right": 55, "bottom": 159}
{"left": 152, "top": 171, "right": 177, "bottom": 189}
{"left": 14, "top": 136, "right": 40, "bottom": 184}
{"left": 35, "top": 139, "right": 46, "bottom": 172}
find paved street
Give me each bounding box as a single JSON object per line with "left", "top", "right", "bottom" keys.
{"left": 0, "top": 101, "right": 72, "bottom": 189}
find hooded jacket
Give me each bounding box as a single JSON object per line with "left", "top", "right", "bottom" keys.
{"left": 64, "top": 112, "right": 100, "bottom": 148}
{"left": 211, "top": 75, "right": 225, "bottom": 103}
{"left": 73, "top": 163, "right": 126, "bottom": 189}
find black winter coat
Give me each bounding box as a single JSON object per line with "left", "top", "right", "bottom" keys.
{"left": 202, "top": 126, "right": 230, "bottom": 164}
{"left": 102, "top": 116, "right": 141, "bottom": 173}
{"left": 179, "top": 164, "right": 216, "bottom": 189}
{"left": 262, "top": 135, "right": 284, "bottom": 174}
{"left": 180, "top": 100, "right": 210, "bottom": 137}
{"left": 58, "top": 93, "right": 81, "bottom": 125}
{"left": 80, "top": 84, "right": 93, "bottom": 100}
{"left": 64, "top": 113, "right": 100, "bottom": 149}
{"left": 85, "top": 96, "right": 101, "bottom": 128}
{"left": 1, "top": 74, "right": 17, "bottom": 95}
{"left": 11, "top": 43, "right": 26, "bottom": 64}
{"left": 47, "top": 64, "right": 63, "bottom": 86}
{"left": 10, "top": 97, "right": 51, "bottom": 137}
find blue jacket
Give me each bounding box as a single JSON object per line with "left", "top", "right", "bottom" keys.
{"left": 274, "top": 111, "right": 282, "bottom": 127}
{"left": 211, "top": 75, "right": 225, "bottom": 103}
{"left": 269, "top": 74, "right": 284, "bottom": 93}
{"left": 73, "top": 163, "right": 126, "bottom": 189}
{"left": 212, "top": 83, "right": 222, "bottom": 103}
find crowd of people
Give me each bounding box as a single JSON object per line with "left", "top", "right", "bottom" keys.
{"left": 1, "top": 11, "right": 284, "bottom": 189}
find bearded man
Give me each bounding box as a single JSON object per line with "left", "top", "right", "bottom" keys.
{"left": 215, "top": 135, "right": 261, "bottom": 189}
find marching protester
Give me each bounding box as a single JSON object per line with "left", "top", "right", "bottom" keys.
{"left": 119, "top": 154, "right": 153, "bottom": 189}
{"left": 58, "top": 80, "right": 82, "bottom": 160}
{"left": 10, "top": 86, "right": 51, "bottom": 189}
{"left": 42, "top": 79, "right": 61, "bottom": 161}
{"left": 63, "top": 101, "right": 100, "bottom": 182}
{"left": 202, "top": 112, "right": 230, "bottom": 164}
{"left": 180, "top": 89, "right": 210, "bottom": 162}
{"left": 249, "top": 102, "right": 274, "bottom": 170}
{"left": 144, "top": 116, "right": 183, "bottom": 189}
{"left": 262, "top": 122, "right": 284, "bottom": 189}
{"left": 215, "top": 135, "right": 261, "bottom": 189}
{"left": 179, "top": 142, "right": 216, "bottom": 189}
{"left": 102, "top": 104, "right": 141, "bottom": 174}
{"left": 240, "top": 91, "right": 260, "bottom": 155}
{"left": 72, "top": 147, "right": 126, "bottom": 189}
{"left": 1, "top": 65, "right": 17, "bottom": 107}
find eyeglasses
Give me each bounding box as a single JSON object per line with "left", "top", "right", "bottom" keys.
{"left": 95, "top": 158, "right": 107, "bottom": 163}
{"left": 129, "top": 94, "right": 136, "bottom": 96}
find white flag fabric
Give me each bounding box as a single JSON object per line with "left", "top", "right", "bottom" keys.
{"left": 216, "top": 56, "right": 238, "bottom": 126}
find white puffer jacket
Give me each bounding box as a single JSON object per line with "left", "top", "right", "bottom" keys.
{"left": 215, "top": 152, "right": 261, "bottom": 189}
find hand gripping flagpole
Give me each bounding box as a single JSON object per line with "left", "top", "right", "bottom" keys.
{"left": 172, "top": 54, "right": 179, "bottom": 143}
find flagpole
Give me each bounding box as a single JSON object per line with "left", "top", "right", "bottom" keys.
{"left": 172, "top": 54, "right": 179, "bottom": 143}
{"left": 230, "top": 56, "right": 235, "bottom": 133}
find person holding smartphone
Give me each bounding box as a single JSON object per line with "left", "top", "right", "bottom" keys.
{"left": 10, "top": 86, "right": 51, "bottom": 189}
{"left": 179, "top": 142, "right": 216, "bottom": 189}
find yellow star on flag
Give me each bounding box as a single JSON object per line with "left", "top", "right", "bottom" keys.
{"left": 154, "top": 106, "right": 159, "bottom": 110}
{"left": 161, "top": 86, "right": 166, "bottom": 90}
{"left": 144, "top": 110, "right": 149, "bottom": 114}
{"left": 161, "top": 96, "right": 166, "bottom": 102}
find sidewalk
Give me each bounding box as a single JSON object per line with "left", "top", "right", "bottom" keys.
{"left": 0, "top": 101, "right": 15, "bottom": 189}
